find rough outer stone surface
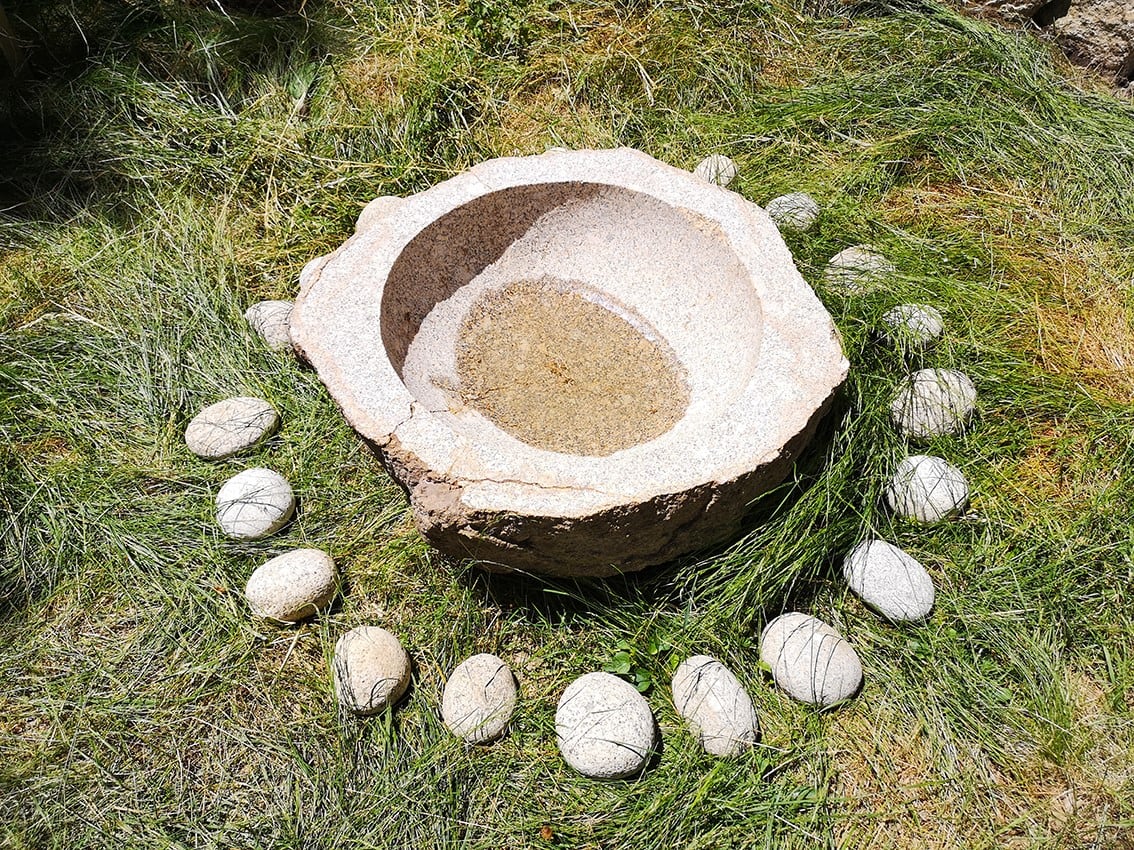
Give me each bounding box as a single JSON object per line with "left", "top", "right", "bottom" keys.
{"left": 760, "top": 613, "right": 863, "bottom": 707}
{"left": 885, "top": 455, "right": 969, "bottom": 522}
{"left": 1054, "top": 0, "right": 1134, "bottom": 84}
{"left": 441, "top": 653, "right": 517, "bottom": 743}
{"left": 891, "top": 368, "right": 977, "bottom": 439}
{"left": 215, "top": 467, "right": 295, "bottom": 540}
{"left": 356, "top": 196, "right": 404, "bottom": 233}
{"left": 842, "top": 539, "right": 935, "bottom": 622}
{"left": 556, "top": 671, "right": 656, "bottom": 779}
{"left": 765, "top": 192, "right": 820, "bottom": 232}
{"left": 693, "top": 153, "right": 737, "bottom": 186}
{"left": 185, "top": 396, "right": 279, "bottom": 459}
{"left": 333, "top": 626, "right": 411, "bottom": 716}
{"left": 671, "top": 655, "right": 759, "bottom": 757}
{"left": 290, "top": 149, "right": 848, "bottom": 577}
{"left": 881, "top": 304, "right": 944, "bottom": 349}
{"left": 824, "top": 245, "right": 895, "bottom": 293}
{"left": 244, "top": 548, "right": 337, "bottom": 623}
{"left": 245, "top": 300, "right": 294, "bottom": 351}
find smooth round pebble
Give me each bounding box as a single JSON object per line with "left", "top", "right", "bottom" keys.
{"left": 693, "top": 154, "right": 737, "bottom": 187}
{"left": 185, "top": 396, "right": 278, "bottom": 460}
{"left": 885, "top": 454, "right": 969, "bottom": 522}
{"left": 760, "top": 613, "right": 863, "bottom": 706}
{"left": 245, "top": 300, "right": 293, "bottom": 351}
{"left": 355, "top": 195, "right": 404, "bottom": 233}
{"left": 245, "top": 548, "right": 337, "bottom": 624}
{"left": 556, "top": 671, "right": 656, "bottom": 779}
{"left": 215, "top": 467, "right": 295, "bottom": 540}
{"left": 441, "top": 653, "right": 517, "bottom": 743}
{"left": 824, "top": 245, "right": 895, "bottom": 293}
{"left": 891, "top": 368, "right": 976, "bottom": 439}
{"left": 765, "top": 192, "right": 820, "bottom": 232}
{"left": 881, "top": 304, "right": 944, "bottom": 348}
{"left": 333, "top": 626, "right": 411, "bottom": 716}
{"left": 671, "top": 655, "right": 759, "bottom": 757}
{"left": 842, "top": 539, "right": 934, "bottom": 622}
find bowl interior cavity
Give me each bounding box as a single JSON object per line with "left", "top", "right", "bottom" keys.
{"left": 383, "top": 182, "right": 762, "bottom": 457}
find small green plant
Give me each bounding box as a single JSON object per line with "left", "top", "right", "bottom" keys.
{"left": 603, "top": 635, "right": 673, "bottom": 693}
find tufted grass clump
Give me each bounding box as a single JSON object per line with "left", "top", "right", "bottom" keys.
{"left": 2, "top": 0, "right": 1133, "bottom": 847}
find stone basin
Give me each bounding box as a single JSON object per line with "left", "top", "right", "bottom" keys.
{"left": 291, "top": 148, "right": 847, "bottom": 577}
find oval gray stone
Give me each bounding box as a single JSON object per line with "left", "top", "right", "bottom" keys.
{"left": 441, "top": 653, "right": 517, "bottom": 743}
{"left": 245, "top": 300, "right": 294, "bottom": 351}
{"left": 881, "top": 304, "right": 944, "bottom": 348}
{"left": 333, "top": 626, "right": 411, "bottom": 716}
{"left": 556, "top": 671, "right": 656, "bottom": 779}
{"left": 884, "top": 454, "right": 969, "bottom": 522}
{"left": 185, "top": 396, "right": 279, "bottom": 459}
{"left": 245, "top": 548, "right": 337, "bottom": 624}
{"left": 693, "top": 154, "right": 737, "bottom": 187}
{"left": 760, "top": 613, "right": 863, "bottom": 706}
{"left": 842, "top": 539, "right": 935, "bottom": 622}
{"left": 671, "top": 655, "right": 759, "bottom": 757}
{"left": 765, "top": 192, "right": 820, "bottom": 232}
{"left": 215, "top": 467, "right": 295, "bottom": 540}
{"left": 891, "top": 368, "right": 976, "bottom": 439}
{"left": 824, "top": 245, "right": 895, "bottom": 294}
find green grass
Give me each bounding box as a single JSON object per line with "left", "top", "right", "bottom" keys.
{"left": 2, "top": 0, "right": 1134, "bottom": 847}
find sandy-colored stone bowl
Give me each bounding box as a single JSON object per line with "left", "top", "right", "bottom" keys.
{"left": 291, "top": 148, "right": 847, "bottom": 577}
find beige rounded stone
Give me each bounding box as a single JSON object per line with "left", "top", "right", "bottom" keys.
{"left": 824, "top": 245, "right": 895, "bottom": 294}
{"left": 760, "top": 613, "right": 862, "bottom": 707}
{"left": 185, "top": 396, "right": 278, "bottom": 459}
{"left": 290, "top": 149, "right": 847, "bottom": 576}
{"left": 215, "top": 467, "right": 295, "bottom": 540}
{"left": 333, "top": 626, "right": 411, "bottom": 715}
{"left": 245, "top": 548, "right": 337, "bottom": 623}
{"left": 765, "top": 192, "right": 819, "bottom": 232}
{"left": 693, "top": 154, "right": 737, "bottom": 186}
{"left": 556, "top": 671, "right": 656, "bottom": 779}
{"left": 671, "top": 655, "right": 759, "bottom": 756}
{"left": 885, "top": 454, "right": 969, "bottom": 522}
{"left": 245, "top": 300, "right": 293, "bottom": 351}
{"left": 441, "top": 653, "right": 517, "bottom": 743}
{"left": 891, "top": 368, "right": 976, "bottom": 439}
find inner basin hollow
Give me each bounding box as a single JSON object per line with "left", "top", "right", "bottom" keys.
{"left": 451, "top": 279, "right": 689, "bottom": 456}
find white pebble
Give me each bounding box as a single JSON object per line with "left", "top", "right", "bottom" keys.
{"left": 333, "top": 626, "right": 411, "bottom": 715}
{"left": 556, "top": 671, "right": 656, "bottom": 779}
{"left": 881, "top": 304, "right": 944, "bottom": 348}
{"left": 824, "top": 245, "right": 895, "bottom": 293}
{"left": 842, "top": 539, "right": 934, "bottom": 622}
{"left": 693, "top": 154, "right": 737, "bottom": 187}
{"left": 671, "top": 655, "right": 759, "bottom": 757}
{"left": 891, "top": 368, "right": 976, "bottom": 439}
{"left": 245, "top": 548, "right": 337, "bottom": 624}
{"left": 184, "top": 396, "right": 278, "bottom": 460}
{"left": 760, "top": 613, "right": 863, "bottom": 706}
{"left": 441, "top": 653, "right": 517, "bottom": 743}
{"left": 215, "top": 467, "right": 295, "bottom": 540}
{"left": 245, "top": 300, "right": 293, "bottom": 351}
{"left": 885, "top": 455, "right": 969, "bottom": 522}
{"left": 765, "top": 192, "right": 820, "bottom": 232}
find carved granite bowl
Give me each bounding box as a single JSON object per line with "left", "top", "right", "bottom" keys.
{"left": 291, "top": 148, "right": 847, "bottom": 577}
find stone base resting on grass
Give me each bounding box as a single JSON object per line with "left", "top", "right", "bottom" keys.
{"left": 291, "top": 148, "right": 848, "bottom": 576}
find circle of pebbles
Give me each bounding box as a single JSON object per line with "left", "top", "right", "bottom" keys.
{"left": 441, "top": 653, "right": 517, "bottom": 744}
{"left": 842, "top": 539, "right": 935, "bottom": 622}
{"left": 693, "top": 154, "right": 737, "bottom": 187}
{"left": 885, "top": 454, "right": 969, "bottom": 522}
{"left": 185, "top": 396, "right": 278, "bottom": 460}
{"left": 333, "top": 626, "right": 412, "bottom": 716}
{"left": 765, "top": 192, "right": 820, "bottom": 232}
{"left": 245, "top": 548, "right": 337, "bottom": 624}
{"left": 671, "top": 655, "right": 759, "bottom": 757}
{"left": 760, "top": 613, "right": 863, "bottom": 707}
{"left": 891, "top": 368, "right": 976, "bottom": 439}
{"left": 245, "top": 300, "right": 293, "bottom": 351}
{"left": 556, "top": 671, "right": 656, "bottom": 779}
{"left": 215, "top": 467, "right": 295, "bottom": 540}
